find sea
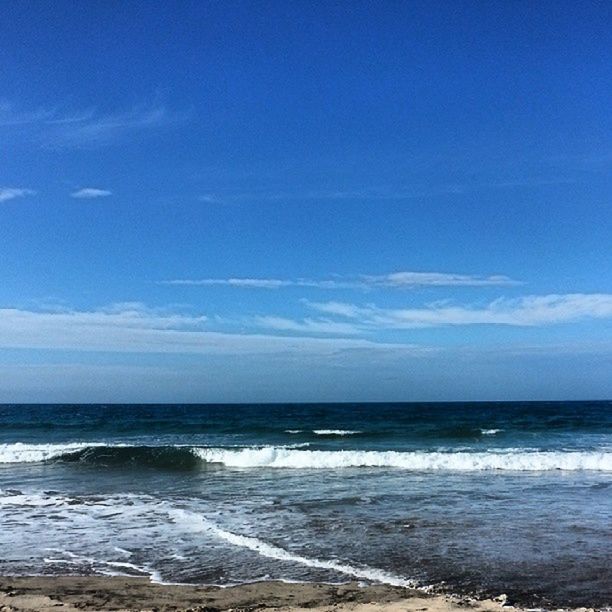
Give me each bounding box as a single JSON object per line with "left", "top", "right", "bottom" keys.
{"left": 0, "top": 402, "right": 610, "bottom": 608}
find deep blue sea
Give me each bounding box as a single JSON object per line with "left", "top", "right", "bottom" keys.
{"left": 0, "top": 402, "right": 610, "bottom": 608}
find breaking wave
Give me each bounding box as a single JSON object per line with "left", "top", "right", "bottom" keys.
{"left": 194, "top": 447, "right": 612, "bottom": 471}
{"left": 312, "top": 429, "right": 362, "bottom": 436}
{"left": 0, "top": 442, "right": 107, "bottom": 464}
{"left": 1, "top": 443, "right": 610, "bottom": 471}
{"left": 285, "top": 429, "right": 362, "bottom": 435}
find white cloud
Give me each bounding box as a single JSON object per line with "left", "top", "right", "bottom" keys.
{"left": 160, "top": 271, "right": 519, "bottom": 290}
{"left": 70, "top": 188, "right": 112, "bottom": 199}
{"left": 0, "top": 304, "right": 426, "bottom": 356}
{"left": 170, "top": 278, "right": 294, "bottom": 289}
{"left": 0, "top": 187, "right": 35, "bottom": 202}
{"left": 306, "top": 294, "right": 612, "bottom": 328}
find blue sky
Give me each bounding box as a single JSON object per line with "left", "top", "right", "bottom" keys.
{"left": 1, "top": 0, "right": 611, "bottom": 402}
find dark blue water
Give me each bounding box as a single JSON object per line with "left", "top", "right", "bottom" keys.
{"left": 0, "top": 402, "right": 610, "bottom": 608}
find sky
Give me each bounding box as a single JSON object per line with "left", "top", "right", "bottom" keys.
{"left": 1, "top": 0, "right": 611, "bottom": 402}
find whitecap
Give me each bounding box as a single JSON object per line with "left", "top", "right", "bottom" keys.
{"left": 192, "top": 447, "right": 612, "bottom": 471}
{"left": 312, "top": 430, "right": 362, "bottom": 436}
{"left": 0, "top": 442, "right": 107, "bottom": 464}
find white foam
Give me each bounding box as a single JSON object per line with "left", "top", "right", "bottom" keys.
{"left": 44, "top": 549, "right": 157, "bottom": 579}
{"left": 0, "top": 442, "right": 106, "bottom": 463}
{"left": 0, "top": 442, "right": 309, "bottom": 464}
{"left": 0, "top": 491, "right": 66, "bottom": 507}
{"left": 312, "top": 430, "right": 362, "bottom": 436}
{"left": 193, "top": 447, "right": 612, "bottom": 471}
{"left": 480, "top": 429, "right": 503, "bottom": 435}
{"left": 169, "top": 508, "right": 413, "bottom": 588}
{"left": 285, "top": 429, "right": 361, "bottom": 435}
{"left": 3, "top": 442, "right": 610, "bottom": 472}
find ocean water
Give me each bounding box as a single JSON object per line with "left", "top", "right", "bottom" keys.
{"left": 0, "top": 402, "right": 610, "bottom": 608}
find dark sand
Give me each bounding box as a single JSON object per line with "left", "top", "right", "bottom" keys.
{"left": 0, "top": 576, "right": 515, "bottom": 612}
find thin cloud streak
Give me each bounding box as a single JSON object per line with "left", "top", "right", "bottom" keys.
{"left": 0, "top": 187, "right": 36, "bottom": 203}
{"left": 161, "top": 271, "right": 520, "bottom": 290}
{"left": 224, "top": 186, "right": 466, "bottom": 202}
{"left": 162, "top": 278, "right": 358, "bottom": 289}
{"left": 50, "top": 104, "right": 177, "bottom": 148}
{"left": 0, "top": 100, "right": 55, "bottom": 125}
{"left": 188, "top": 176, "right": 576, "bottom": 206}
{"left": 249, "top": 316, "right": 363, "bottom": 336}
{"left": 306, "top": 293, "right": 612, "bottom": 328}
{"left": 364, "top": 272, "right": 520, "bottom": 287}
{"left": 71, "top": 188, "right": 112, "bottom": 199}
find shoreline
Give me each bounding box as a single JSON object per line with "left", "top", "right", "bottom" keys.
{"left": 0, "top": 576, "right": 524, "bottom": 612}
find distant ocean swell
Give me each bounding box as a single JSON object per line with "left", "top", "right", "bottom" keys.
{"left": 1, "top": 443, "right": 611, "bottom": 471}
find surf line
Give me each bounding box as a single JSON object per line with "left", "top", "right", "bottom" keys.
{"left": 168, "top": 507, "right": 421, "bottom": 589}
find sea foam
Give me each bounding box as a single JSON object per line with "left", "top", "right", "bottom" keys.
{"left": 285, "top": 430, "right": 362, "bottom": 435}
{"left": 2, "top": 443, "right": 611, "bottom": 471}
{"left": 0, "top": 442, "right": 106, "bottom": 463}
{"left": 193, "top": 447, "right": 612, "bottom": 471}
{"left": 169, "top": 508, "right": 414, "bottom": 587}
{"left": 312, "top": 430, "right": 362, "bottom": 436}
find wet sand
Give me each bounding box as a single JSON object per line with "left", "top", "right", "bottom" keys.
{"left": 0, "top": 577, "right": 516, "bottom": 612}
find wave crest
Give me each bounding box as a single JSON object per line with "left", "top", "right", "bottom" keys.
{"left": 195, "top": 447, "right": 611, "bottom": 471}
{"left": 0, "top": 442, "right": 105, "bottom": 464}
{"left": 312, "top": 429, "right": 362, "bottom": 436}
{"left": 1, "top": 443, "right": 610, "bottom": 471}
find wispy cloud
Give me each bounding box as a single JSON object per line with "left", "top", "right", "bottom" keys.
{"left": 70, "top": 188, "right": 112, "bottom": 199}
{"left": 198, "top": 194, "right": 222, "bottom": 204}
{"left": 0, "top": 187, "right": 36, "bottom": 203}
{"left": 162, "top": 277, "right": 353, "bottom": 289}
{"left": 0, "top": 304, "right": 426, "bottom": 356}
{"left": 50, "top": 103, "right": 178, "bottom": 148}
{"left": 249, "top": 316, "right": 363, "bottom": 336}
{"left": 173, "top": 278, "right": 295, "bottom": 289}
{"left": 363, "top": 272, "right": 520, "bottom": 287}
{"left": 0, "top": 99, "right": 185, "bottom": 148}
{"left": 190, "top": 186, "right": 466, "bottom": 204}
{"left": 160, "top": 271, "right": 520, "bottom": 290}
{"left": 306, "top": 294, "right": 612, "bottom": 328}
{"left": 186, "top": 175, "right": 577, "bottom": 206}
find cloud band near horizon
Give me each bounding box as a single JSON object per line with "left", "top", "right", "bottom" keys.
{"left": 160, "top": 271, "right": 521, "bottom": 290}
{"left": 0, "top": 293, "right": 611, "bottom": 359}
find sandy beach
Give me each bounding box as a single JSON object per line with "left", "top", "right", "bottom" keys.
{"left": 0, "top": 577, "right": 520, "bottom": 612}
